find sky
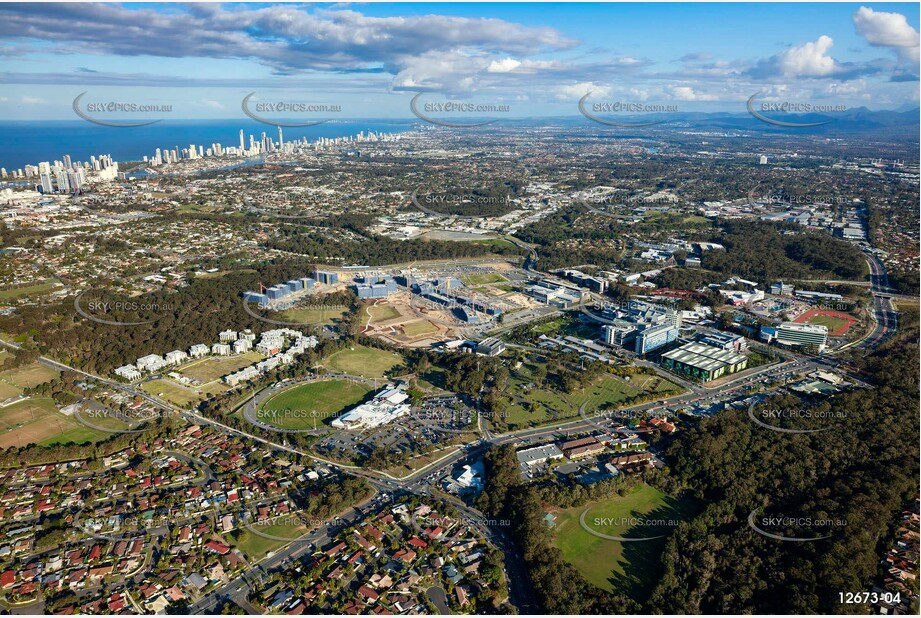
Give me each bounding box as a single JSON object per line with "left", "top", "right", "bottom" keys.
{"left": 0, "top": 2, "right": 918, "bottom": 121}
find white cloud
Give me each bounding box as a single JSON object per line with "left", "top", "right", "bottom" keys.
{"left": 555, "top": 82, "right": 611, "bottom": 100}
{"left": 776, "top": 35, "right": 840, "bottom": 77}
{"left": 488, "top": 57, "right": 521, "bottom": 73}
{"left": 665, "top": 85, "right": 719, "bottom": 101}
{"left": 853, "top": 6, "right": 920, "bottom": 65}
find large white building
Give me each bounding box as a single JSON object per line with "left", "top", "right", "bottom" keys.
{"left": 115, "top": 365, "right": 141, "bottom": 381}
{"left": 776, "top": 322, "right": 829, "bottom": 351}
{"left": 332, "top": 384, "right": 411, "bottom": 430}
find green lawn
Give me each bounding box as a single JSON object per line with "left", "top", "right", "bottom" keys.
{"left": 0, "top": 363, "right": 60, "bottom": 389}
{"left": 256, "top": 379, "right": 371, "bottom": 429}
{"left": 461, "top": 272, "right": 507, "bottom": 286}
{"left": 552, "top": 484, "right": 696, "bottom": 601}
{"left": 367, "top": 305, "right": 401, "bottom": 323}
{"left": 0, "top": 397, "right": 108, "bottom": 448}
{"left": 324, "top": 344, "right": 402, "bottom": 379}
{"left": 232, "top": 520, "right": 309, "bottom": 558}
{"left": 402, "top": 320, "right": 439, "bottom": 337}
{"left": 41, "top": 425, "right": 109, "bottom": 446}
{"left": 178, "top": 351, "right": 263, "bottom": 384}
{"left": 471, "top": 238, "right": 518, "bottom": 250}
{"left": 568, "top": 376, "right": 641, "bottom": 412}
{"left": 499, "top": 365, "right": 642, "bottom": 430}
{"left": 0, "top": 280, "right": 58, "bottom": 300}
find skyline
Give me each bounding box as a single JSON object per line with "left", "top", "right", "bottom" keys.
{"left": 0, "top": 2, "right": 918, "bottom": 121}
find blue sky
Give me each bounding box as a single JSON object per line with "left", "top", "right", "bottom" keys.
{"left": 0, "top": 2, "right": 917, "bottom": 120}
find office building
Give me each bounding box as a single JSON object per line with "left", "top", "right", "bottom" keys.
{"left": 776, "top": 322, "right": 829, "bottom": 351}
{"left": 315, "top": 271, "right": 339, "bottom": 285}
{"left": 475, "top": 337, "right": 506, "bottom": 357}
{"left": 634, "top": 323, "right": 680, "bottom": 354}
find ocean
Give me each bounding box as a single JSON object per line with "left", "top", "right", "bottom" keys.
{"left": 0, "top": 119, "right": 417, "bottom": 171}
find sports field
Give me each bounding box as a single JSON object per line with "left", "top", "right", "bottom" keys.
{"left": 256, "top": 379, "right": 371, "bottom": 429}
{"left": 178, "top": 351, "right": 263, "bottom": 384}
{"left": 324, "top": 344, "right": 402, "bottom": 379}
{"left": 0, "top": 362, "right": 60, "bottom": 390}
{"left": 552, "top": 484, "right": 695, "bottom": 600}
{"left": 794, "top": 308, "right": 857, "bottom": 336}
{"left": 0, "top": 397, "right": 107, "bottom": 448}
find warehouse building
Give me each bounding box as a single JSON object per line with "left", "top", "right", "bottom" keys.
{"left": 660, "top": 342, "right": 748, "bottom": 382}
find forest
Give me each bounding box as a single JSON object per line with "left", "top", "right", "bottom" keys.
{"left": 645, "top": 312, "right": 919, "bottom": 613}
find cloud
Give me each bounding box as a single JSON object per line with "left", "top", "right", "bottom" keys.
{"left": 678, "top": 52, "right": 713, "bottom": 62}
{"left": 0, "top": 4, "right": 577, "bottom": 90}
{"left": 777, "top": 35, "right": 840, "bottom": 77}
{"left": 555, "top": 82, "right": 611, "bottom": 100}
{"left": 746, "top": 36, "right": 874, "bottom": 80}
{"left": 487, "top": 58, "right": 521, "bottom": 73}
{"left": 853, "top": 6, "right": 920, "bottom": 65}
{"left": 665, "top": 85, "right": 720, "bottom": 101}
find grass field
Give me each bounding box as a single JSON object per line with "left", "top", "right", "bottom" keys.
{"left": 256, "top": 379, "right": 371, "bottom": 429}
{"left": 324, "top": 344, "right": 402, "bottom": 379}
{"left": 0, "top": 381, "right": 20, "bottom": 400}
{"left": 0, "top": 280, "right": 58, "bottom": 300}
{"left": 0, "top": 397, "right": 107, "bottom": 448}
{"left": 0, "top": 362, "right": 60, "bottom": 389}
{"left": 367, "top": 305, "right": 401, "bottom": 323}
{"left": 178, "top": 351, "right": 263, "bottom": 384}
{"left": 568, "top": 376, "right": 642, "bottom": 412}
{"left": 626, "top": 374, "right": 680, "bottom": 393}
{"left": 401, "top": 319, "right": 439, "bottom": 338}
{"left": 233, "top": 519, "right": 309, "bottom": 558}
{"left": 141, "top": 379, "right": 203, "bottom": 408}
{"left": 280, "top": 305, "right": 348, "bottom": 325}
{"left": 461, "top": 272, "right": 508, "bottom": 286}
{"left": 470, "top": 238, "right": 518, "bottom": 250}
{"left": 500, "top": 364, "right": 644, "bottom": 429}
{"left": 552, "top": 484, "right": 695, "bottom": 600}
